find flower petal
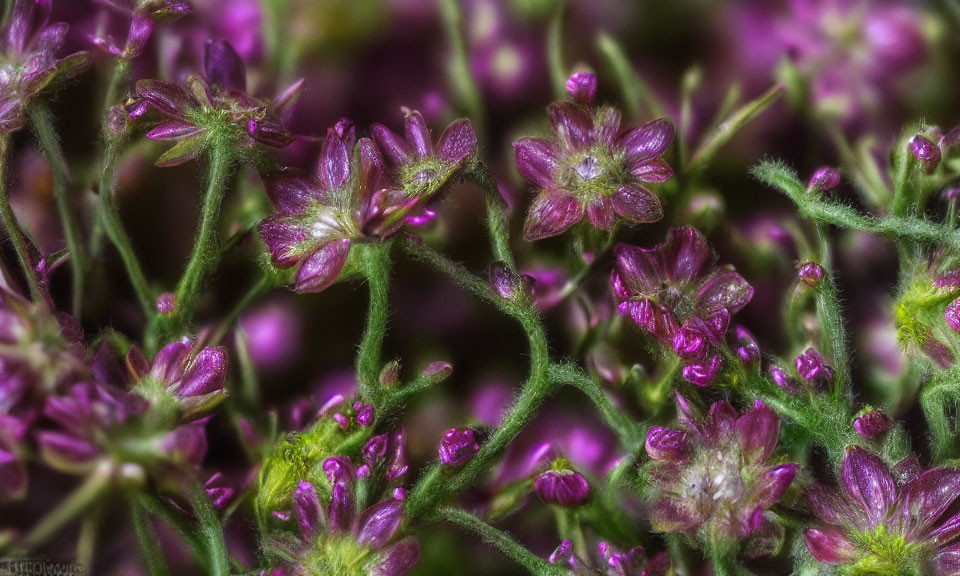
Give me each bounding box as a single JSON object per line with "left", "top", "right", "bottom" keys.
{"left": 135, "top": 79, "right": 193, "bottom": 120}
{"left": 736, "top": 402, "right": 780, "bottom": 463}
{"left": 803, "top": 527, "right": 859, "bottom": 564}
{"left": 696, "top": 271, "right": 754, "bottom": 316}
{"left": 204, "top": 39, "right": 246, "bottom": 92}
{"left": 294, "top": 239, "right": 351, "bottom": 293}
{"left": 632, "top": 158, "right": 674, "bottom": 183}
{"left": 586, "top": 197, "right": 616, "bottom": 230}
{"left": 649, "top": 497, "right": 700, "bottom": 533}
{"left": 257, "top": 217, "right": 308, "bottom": 267}
{"left": 513, "top": 138, "right": 560, "bottom": 188}
{"left": 318, "top": 121, "right": 354, "bottom": 191}
{"left": 932, "top": 543, "right": 960, "bottom": 576}
{"left": 371, "top": 124, "right": 412, "bottom": 167}
{"left": 436, "top": 119, "right": 477, "bottom": 165}
{"left": 610, "top": 184, "right": 663, "bottom": 223}
{"left": 617, "top": 299, "right": 679, "bottom": 343}
{"left": 178, "top": 347, "right": 227, "bottom": 398}
{"left": 523, "top": 191, "right": 584, "bottom": 241}
{"left": 594, "top": 106, "right": 621, "bottom": 146}
{"left": 548, "top": 102, "right": 593, "bottom": 150}
{"left": 662, "top": 226, "right": 711, "bottom": 284}
{"left": 618, "top": 117, "right": 675, "bottom": 167}
{"left": 404, "top": 110, "right": 432, "bottom": 158}
{"left": 374, "top": 538, "right": 421, "bottom": 576}
{"left": 754, "top": 464, "right": 797, "bottom": 507}
{"left": 840, "top": 446, "right": 896, "bottom": 528}
{"left": 155, "top": 136, "right": 205, "bottom": 167}
{"left": 613, "top": 243, "right": 662, "bottom": 294}
{"left": 263, "top": 168, "right": 322, "bottom": 215}
{"left": 892, "top": 467, "right": 960, "bottom": 539}
{"left": 645, "top": 427, "right": 689, "bottom": 462}
{"left": 294, "top": 481, "right": 322, "bottom": 541}
{"left": 357, "top": 498, "right": 404, "bottom": 549}
{"left": 146, "top": 120, "right": 202, "bottom": 141}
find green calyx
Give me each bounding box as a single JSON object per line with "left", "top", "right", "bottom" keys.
{"left": 301, "top": 534, "right": 379, "bottom": 576}
{"left": 894, "top": 279, "right": 957, "bottom": 352}
{"left": 399, "top": 157, "right": 455, "bottom": 198}
{"left": 842, "top": 524, "right": 920, "bottom": 576}
{"left": 560, "top": 144, "right": 626, "bottom": 201}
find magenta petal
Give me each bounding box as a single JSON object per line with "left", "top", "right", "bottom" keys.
{"left": 548, "top": 102, "right": 593, "bottom": 150}
{"left": 135, "top": 79, "right": 193, "bottom": 119}
{"left": 146, "top": 120, "right": 202, "bottom": 141}
{"left": 534, "top": 469, "right": 591, "bottom": 507}
{"left": 735, "top": 403, "right": 780, "bottom": 463}
{"left": 932, "top": 544, "right": 960, "bottom": 576}
{"left": 649, "top": 497, "right": 700, "bottom": 532}
{"left": 523, "top": 192, "right": 584, "bottom": 241}
{"left": 892, "top": 467, "right": 960, "bottom": 538}
{"left": 805, "top": 485, "right": 856, "bottom": 526}
{"left": 436, "top": 119, "right": 477, "bottom": 165}
{"left": 594, "top": 107, "right": 621, "bottom": 146}
{"left": 662, "top": 226, "right": 711, "bottom": 284}
{"left": 150, "top": 341, "right": 191, "bottom": 383}
{"left": 318, "top": 122, "right": 354, "bottom": 191}
{"left": 645, "top": 427, "right": 689, "bottom": 462}
{"left": 803, "top": 527, "right": 859, "bottom": 564}
{"left": 263, "top": 169, "right": 322, "bottom": 215}
{"left": 632, "top": 158, "right": 674, "bottom": 183}
{"left": 257, "top": 217, "right": 308, "bottom": 268}
{"left": 374, "top": 538, "right": 421, "bottom": 576}
{"left": 681, "top": 355, "right": 721, "bottom": 387}
{"left": 611, "top": 184, "right": 663, "bottom": 223}
{"left": 618, "top": 117, "right": 675, "bottom": 166}
{"left": 755, "top": 464, "right": 797, "bottom": 507}
{"left": 357, "top": 499, "right": 404, "bottom": 550}
{"left": 565, "top": 72, "right": 596, "bottom": 104}
{"left": 841, "top": 447, "right": 896, "bottom": 527}
{"left": 204, "top": 39, "right": 246, "bottom": 92}
{"left": 586, "top": 197, "right": 616, "bottom": 230}
{"left": 513, "top": 138, "right": 561, "bottom": 188}
{"left": 696, "top": 271, "right": 754, "bottom": 316}
{"left": 404, "top": 110, "right": 432, "bottom": 158}
{"left": 178, "top": 347, "right": 227, "bottom": 398}
{"left": 617, "top": 299, "right": 679, "bottom": 343}
{"left": 294, "top": 239, "right": 351, "bottom": 293}
{"left": 294, "top": 481, "right": 321, "bottom": 540}
{"left": 613, "top": 243, "right": 662, "bottom": 293}
{"left": 371, "top": 124, "right": 412, "bottom": 167}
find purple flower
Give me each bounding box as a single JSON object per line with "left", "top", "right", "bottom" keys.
{"left": 514, "top": 72, "right": 674, "bottom": 240}
{"left": 438, "top": 428, "right": 480, "bottom": 467}
{"left": 90, "top": 0, "right": 190, "bottom": 59}
{"left": 612, "top": 226, "right": 754, "bottom": 386}
{"left": 272, "top": 456, "right": 419, "bottom": 576}
{"left": 795, "top": 347, "right": 834, "bottom": 386}
{"left": 132, "top": 39, "right": 298, "bottom": 166}
{"left": 371, "top": 108, "right": 477, "bottom": 200}
{"left": 126, "top": 339, "right": 227, "bottom": 421}
{"left": 645, "top": 399, "right": 796, "bottom": 556}
{"left": 490, "top": 262, "right": 533, "bottom": 301}
{"left": 853, "top": 408, "right": 894, "bottom": 440}
{"left": 734, "top": 325, "right": 760, "bottom": 365}
{"left": 548, "top": 539, "right": 671, "bottom": 576}
{"left": 910, "top": 134, "right": 942, "bottom": 173}
{"left": 804, "top": 447, "right": 960, "bottom": 574}
{"left": 0, "top": 0, "right": 90, "bottom": 133}
{"left": 257, "top": 119, "right": 422, "bottom": 293}
{"left": 534, "top": 458, "right": 591, "bottom": 508}
{"left": 798, "top": 261, "right": 825, "bottom": 287}
{"left": 808, "top": 167, "right": 841, "bottom": 191}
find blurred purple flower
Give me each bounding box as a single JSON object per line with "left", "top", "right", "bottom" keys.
{"left": 534, "top": 458, "right": 591, "bottom": 508}
{"left": 126, "top": 338, "right": 227, "bottom": 421}
{"left": 548, "top": 539, "right": 671, "bottom": 576}
{"left": 90, "top": 0, "right": 190, "bottom": 59}
{"left": 514, "top": 72, "right": 674, "bottom": 240}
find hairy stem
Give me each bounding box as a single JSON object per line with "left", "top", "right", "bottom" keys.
{"left": 0, "top": 135, "right": 40, "bottom": 299}
{"left": 23, "top": 464, "right": 112, "bottom": 550}
{"left": 130, "top": 496, "right": 172, "bottom": 576}
{"left": 30, "top": 103, "right": 86, "bottom": 316}
{"left": 436, "top": 0, "right": 483, "bottom": 124}
{"left": 548, "top": 362, "right": 642, "bottom": 449}
{"left": 466, "top": 162, "right": 514, "bottom": 269}
{"left": 190, "top": 482, "right": 230, "bottom": 576}
{"left": 357, "top": 242, "right": 392, "bottom": 404}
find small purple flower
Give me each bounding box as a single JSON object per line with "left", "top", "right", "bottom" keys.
{"left": 947, "top": 299, "right": 960, "bottom": 334}
{"left": 514, "top": 72, "right": 674, "bottom": 240}
{"left": 612, "top": 226, "right": 753, "bottom": 386}
{"left": 127, "top": 338, "right": 227, "bottom": 421}
{"left": 734, "top": 325, "right": 760, "bottom": 365}
{"left": 156, "top": 292, "right": 176, "bottom": 315}
{"left": 910, "top": 134, "right": 942, "bottom": 173}
{"left": 438, "top": 428, "right": 481, "bottom": 467}
{"left": 204, "top": 471, "right": 234, "bottom": 510}
{"left": 853, "top": 408, "right": 894, "bottom": 440}
{"left": 354, "top": 402, "right": 375, "bottom": 427}
{"left": 371, "top": 107, "right": 477, "bottom": 200}
{"left": 0, "top": 0, "right": 91, "bottom": 133}
{"left": 644, "top": 398, "right": 796, "bottom": 556}
{"left": 534, "top": 458, "right": 591, "bottom": 508}
{"left": 798, "top": 261, "right": 825, "bottom": 287}
{"left": 132, "top": 39, "right": 298, "bottom": 166}
{"left": 548, "top": 539, "right": 671, "bottom": 576}
{"left": 808, "top": 167, "right": 841, "bottom": 191}
{"left": 90, "top": 0, "right": 190, "bottom": 59}
{"left": 804, "top": 447, "right": 960, "bottom": 574}
{"left": 489, "top": 262, "right": 532, "bottom": 301}
{"left": 795, "top": 347, "right": 834, "bottom": 386}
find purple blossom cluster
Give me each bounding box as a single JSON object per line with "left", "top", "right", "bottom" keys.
{"left": 2, "top": 0, "right": 960, "bottom": 575}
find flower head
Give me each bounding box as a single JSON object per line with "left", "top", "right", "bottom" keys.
{"left": 132, "top": 39, "right": 298, "bottom": 166}
{"left": 534, "top": 457, "right": 591, "bottom": 508}
{"left": 804, "top": 447, "right": 960, "bottom": 575}
{"left": 548, "top": 539, "right": 671, "bottom": 576}
{"left": 514, "top": 72, "right": 674, "bottom": 240}
{"left": 644, "top": 398, "right": 796, "bottom": 557}
{"left": 90, "top": 0, "right": 191, "bottom": 59}
{"left": 0, "top": 0, "right": 90, "bottom": 133}
{"left": 612, "top": 226, "right": 754, "bottom": 386}
{"left": 371, "top": 107, "right": 477, "bottom": 200}
{"left": 438, "top": 427, "right": 480, "bottom": 467}
{"left": 257, "top": 118, "right": 425, "bottom": 292}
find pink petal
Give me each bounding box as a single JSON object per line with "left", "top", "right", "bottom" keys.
{"left": 611, "top": 185, "right": 663, "bottom": 223}
{"left": 294, "top": 239, "right": 352, "bottom": 293}
{"left": 523, "top": 192, "right": 584, "bottom": 241}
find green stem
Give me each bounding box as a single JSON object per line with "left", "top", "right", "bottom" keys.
{"left": 467, "top": 162, "right": 514, "bottom": 269}
{"left": 548, "top": 362, "right": 642, "bottom": 449}
{"left": 102, "top": 59, "right": 131, "bottom": 117}
{"left": 434, "top": 508, "right": 565, "bottom": 576}
{"left": 596, "top": 33, "right": 665, "bottom": 119}
{"left": 99, "top": 139, "right": 153, "bottom": 315}
{"left": 400, "top": 236, "right": 502, "bottom": 307}
{"left": 136, "top": 492, "right": 206, "bottom": 560}
{"left": 30, "top": 103, "right": 86, "bottom": 316}
{"left": 23, "top": 463, "right": 112, "bottom": 550}
{"left": 547, "top": 1, "right": 568, "bottom": 100}
{"left": 357, "top": 242, "right": 392, "bottom": 404}
{"left": 129, "top": 496, "right": 172, "bottom": 576}
{"left": 75, "top": 503, "right": 102, "bottom": 570}
{"left": 0, "top": 135, "right": 40, "bottom": 299}
{"left": 812, "top": 225, "right": 851, "bottom": 404}
{"left": 436, "top": 0, "right": 484, "bottom": 124}
{"left": 191, "top": 482, "right": 230, "bottom": 576}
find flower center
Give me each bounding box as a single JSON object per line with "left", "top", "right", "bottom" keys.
{"left": 850, "top": 524, "right": 917, "bottom": 576}
{"left": 305, "top": 534, "right": 377, "bottom": 576}
{"left": 574, "top": 155, "right": 602, "bottom": 181}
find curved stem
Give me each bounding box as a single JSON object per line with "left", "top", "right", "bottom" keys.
{"left": 433, "top": 508, "right": 565, "bottom": 576}
{"left": 30, "top": 103, "right": 86, "bottom": 316}
{"left": 436, "top": 0, "right": 483, "bottom": 124}
{"left": 23, "top": 464, "right": 112, "bottom": 550}
{"left": 356, "top": 242, "right": 392, "bottom": 404}
{"left": 0, "top": 135, "right": 40, "bottom": 299}
{"left": 99, "top": 139, "right": 154, "bottom": 315}
{"left": 190, "top": 482, "right": 230, "bottom": 576}
{"left": 548, "top": 362, "right": 642, "bottom": 449}
{"left": 466, "top": 162, "right": 514, "bottom": 270}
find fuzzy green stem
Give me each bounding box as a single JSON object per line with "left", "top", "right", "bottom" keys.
{"left": 466, "top": 162, "right": 514, "bottom": 269}
{"left": 130, "top": 497, "right": 172, "bottom": 576}
{"left": 30, "top": 103, "right": 86, "bottom": 316}
{"left": 23, "top": 464, "right": 112, "bottom": 550}
{"left": 75, "top": 503, "right": 102, "bottom": 570}
{"left": 434, "top": 508, "right": 565, "bottom": 576}
{"left": 99, "top": 139, "right": 154, "bottom": 315}
{"left": 0, "top": 135, "right": 40, "bottom": 299}
{"left": 547, "top": 1, "right": 568, "bottom": 100}
{"left": 548, "top": 362, "right": 642, "bottom": 448}
{"left": 437, "top": 0, "right": 484, "bottom": 124}
{"left": 357, "top": 242, "right": 392, "bottom": 404}
{"left": 596, "top": 33, "right": 665, "bottom": 119}
{"left": 400, "top": 236, "right": 502, "bottom": 307}
{"left": 136, "top": 492, "right": 205, "bottom": 561}
{"left": 811, "top": 224, "right": 851, "bottom": 404}
{"left": 190, "top": 482, "right": 230, "bottom": 576}
{"left": 103, "top": 59, "right": 131, "bottom": 117}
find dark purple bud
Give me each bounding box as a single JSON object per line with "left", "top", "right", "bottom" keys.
{"left": 294, "top": 481, "right": 321, "bottom": 540}
{"left": 565, "top": 72, "right": 596, "bottom": 105}
{"left": 672, "top": 323, "right": 708, "bottom": 361}
{"left": 910, "top": 135, "right": 941, "bottom": 173}
{"left": 356, "top": 499, "right": 404, "bottom": 550}
{"left": 808, "top": 167, "right": 841, "bottom": 191}
{"left": 380, "top": 360, "right": 401, "bottom": 387}
{"left": 770, "top": 366, "right": 799, "bottom": 393}
{"left": 204, "top": 39, "right": 246, "bottom": 92}
{"left": 645, "top": 426, "right": 690, "bottom": 462}
{"left": 354, "top": 402, "right": 374, "bottom": 427}
{"left": 795, "top": 348, "right": 832, "bottom": 385}
{"left": 735, "top": 325, "right": 760, "bottom": 365}
{"left": 177, "top": 347, "right": 228, "bottom": 398}
{"left": 854, "top": 408, "right": 894, "bottom": 440}
{"left": 946, "top": 298, "right": 960, "bottom": 334}
{"left": 363, "top": 434, "right": 389, "bottom": 466}
{"left": 438, "top": 428, "right": 480, "bottom": 467}
{"left": 798, "top": 262, "right": 824, "bottom": 287}
{"left": 393, "top": 487, "right": 406, "bottom": 500}
{"left": 535, "top": 464, "right": 591, "bottom": 508}
{"left": 490, "top": 262, "right": 530, "bottom": 300}
{"left": 156, "top": 292, "right": 176, "bottom": 315}
{"left": 423, "top": 361, "right": 452, "bottom": 378}
{"left": 681, "top": 355, "right": 720, "bottom": 387}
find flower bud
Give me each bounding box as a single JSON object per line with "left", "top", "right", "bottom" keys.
{"left": 490, "top": 262, "right": 531, "bottom": 301}
{"left": 798, "top": 262, "right": 824, "bottom": 287}
{"left": 808, "top": 167, "right": 841, "bottom": 192}
{"left": 565, "top": 72, "right": 596, "bottom": 105}
{"left": 534, "top": 459, "right": 591, "bottom": 507}
{"left": 438, "top": 428, "right": 480, "bottom": 467}
{"left": 910, "top": 134, "right": 941, "bottom": 173}
{"left": 795, "top": 347, "right": 833, "bottom": 385}
{"left": 681, "top": 355, "right": 721, "bottom": 387}
{"left": 770, "top": 366, "right": 800, "bottom": 393}
{"left": 645, "top": 427, "right": 690, "bottom": 462}
{"left": 156, "top": 292, "right": 176, "bottom": 315}
{"left": 354, "top": 402, "right": 375, "bottom": 427}
{"left": 853, "top": 408, "right": 894, "bottom": 440}
{"left": 946, "top": 298, "right": 960, "bottom": 334}
{"left": 379, "top": 359, "right": 401, "bottom": 387}
{"left": 734, "top": 325, "right": 760, "bottom": 365}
